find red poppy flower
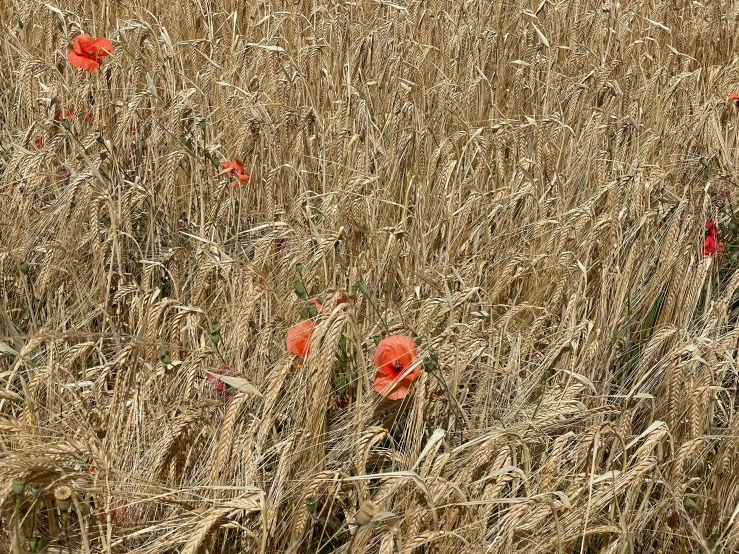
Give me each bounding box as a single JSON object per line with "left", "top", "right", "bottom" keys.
{"left": 58, "top": 166, "right": 71, "bottom": 184}
{"left": 286, "top": 319, "right": 316, "bottom": 359}
{"left": 220, "top": 158, "right": 250, "bottom": 188}
{"left": 57, "top": 108, "right": 97, "bottom": 124}
{"left": 67, "top": 35, "right": 114, "bottom": 72}
{"left": 729, "top": 92, "right": 739, "bottom": 105}
{"left": 336, "top": 292, "right": 355, "bottom": 304}
{"left": 206, "top": 364, "right": 232, "bottom": 393}
{"left": 272, "top": 237, "right": 288, "bottom": 252}
{"left": 701, "top": 219, "right": 724, "bottom": 259}
{"left": 372, "top": 335, "right": 421, "bottom": 400}
{"left": 57, "top": 108, "right": 75, "bottom": 121}
{"left": 333, "top": 394, "right": 355, "bottom": 409}
{"left": 714, "top": 189, "right": 731, "bottom": 204}
{"left": 308, "top": 292, "right": 354, "bottom": 312}
{"left": 33, "top": 137, "right": 43, "bottom": 149}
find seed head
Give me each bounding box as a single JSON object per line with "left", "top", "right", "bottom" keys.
{"left": 354, "top": 499, "right": 379, "bottom": 526}
{"left": 54, "top": 485, "right": 74, "bottom": 511}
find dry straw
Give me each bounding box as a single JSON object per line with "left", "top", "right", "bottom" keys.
{"left": 1, "top": 0, "right": 739, "bottom": 552}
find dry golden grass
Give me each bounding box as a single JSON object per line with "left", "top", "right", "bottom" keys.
{"left": 1, "top": 0, "right": 739, "bottom": 552}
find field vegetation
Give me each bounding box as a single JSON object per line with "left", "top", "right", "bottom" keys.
{"left": 1, "top": 0, "right": 739, "bottom": 552}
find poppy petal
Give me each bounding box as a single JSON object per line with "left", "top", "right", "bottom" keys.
{"left": 67, "top": 50, "right": 100, "bottom": 72}
{"left": 372, "top": 374, "right": 395, "bottom": 392}
{"left": 387, "top": 384, "right": 411, "bottom": 400}
{"left": 73, "top": 35, "right": 94, "bottom": 56}
{"left": 372, "top": 374, "right": 404, "bottom": 398}
{"left": 374, "top": 335, "right": 418, "bottom": 374}
{"left": 372, "top": 335, "right": 421, "bottom": 399}
{"left": 373, "top": 341, "right": 394, "bottom": 371}
{"left": 286, "top": 319, "right": 316, "bottom": 358}
{"left": 92, "top": 37, "right": 114, "bottom": 56}
{"left": 373, "top": 375, "right": 411, "bottom": 400}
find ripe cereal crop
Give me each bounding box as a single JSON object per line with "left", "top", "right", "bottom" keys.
{"left": 1, "top": 1, "right": 739, "bottom": 553}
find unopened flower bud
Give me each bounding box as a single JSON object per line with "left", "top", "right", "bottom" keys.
{"left": 29, "top": 536, "right": 42, "bottom": 552}
{"left": 12, "top": 478, "right": 26, "bottom": 496}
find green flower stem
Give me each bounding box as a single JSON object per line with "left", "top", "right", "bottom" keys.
{"left": 425, "top": 364, "right": 469, "bottom": 433}
{"left": 356, "top": 282, "right": 390, "bottom": 335}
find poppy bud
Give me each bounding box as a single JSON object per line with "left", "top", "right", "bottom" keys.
{"left": 160, "top": 354, "right": 171, "bottom": 365}
{"left": 53, "top": 485, "right": 73, "bottom": 512}
{"left": 294, "top": 280, "right": 308, "bottom": 299}
{"left": 683, "top": 498, "right": 698, "bottom": 512}
{"left": 204, "top": 150, "right": 212, "bottom": 160}
{"left": 29, "top": 537, "right": 42, "bottom": 552}
{"left": 31, "top": 485, "right": 40, "bottom": 499}
{"left": 210, "top": 332, "right": 221, "bottom": 346}
{"left": 61, "top": 119, "right": 71, "bottom": 131}
{"left": 19, "top": 262, "right": 29, "bottom": 274}
{"left": 356, "top": 281, "right": 369, "bottom": 296}
{"left": 198, "top": 120, "right": 207, "bottom": 130}
{"left": 305, "top": 497, "right": 316, "bottom": 514}
{"left": 12, "top": 478, "right": 26, "bottom": 496}
{"left": 296, "top": 264, "right": 303, "bottom": 274}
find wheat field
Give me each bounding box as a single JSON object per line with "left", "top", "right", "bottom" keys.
{"left": 1, "top": 0, "right": 739, "bottom": 552}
